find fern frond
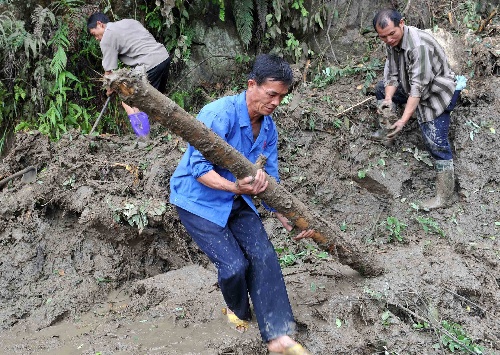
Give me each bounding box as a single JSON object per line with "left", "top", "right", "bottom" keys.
{"left": 274, "top": 0, "right": 282, "bottom": 23}
{"left": 48, "top": 23, "right": 70, "bottom": 49}
{"left": 0, "top": 12, "right": 28, "bottom": 51}
{"left": 50, "top": 46, "right": 68, "bottom": 77}
{"left": 0, "top": 12, "right": 15, "bottom": 43}
{"left": 255, "top": 0, "right": 269, "bottom": 32}
{"left": 50, "top": 0, "right": 85, "bottom": 15}
{"left": 23, "top": 32, "right": 45, "bottom": 60}
{"left": 32, "top": 6, "right": 56, "bottom": 38}
{"left": 232, "top": 0, "right": 254, "bottom": 47}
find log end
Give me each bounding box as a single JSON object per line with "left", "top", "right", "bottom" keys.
{"left": 336, "top": 245, "right": 385, "bottom": 277}
{"left": 319, "top": 242, "right": 385, "bottom": 277}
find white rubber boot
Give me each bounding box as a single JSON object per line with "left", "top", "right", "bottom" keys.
{"left": 420, "top": 160, "right": 455, "bottom": 210}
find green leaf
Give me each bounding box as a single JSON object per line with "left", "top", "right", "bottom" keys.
{"left": 381, "top": 310, "right": 391, "bottom": 321}
{"left": 316, "top": 251, "right": 328, "bottom": 259}
{"left": 233, "top": 0, "right": 253, "bottom": 47}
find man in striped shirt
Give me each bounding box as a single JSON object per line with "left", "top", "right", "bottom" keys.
{"left": 372, "top": 8, "right": 462, "bottom": 210}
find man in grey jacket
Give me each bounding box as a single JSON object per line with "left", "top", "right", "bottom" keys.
{"left": 372, "top": 8, "right": 464, "bottom": 210}
{"left": 87, "top": 12, "right": 171, "bottom": 137}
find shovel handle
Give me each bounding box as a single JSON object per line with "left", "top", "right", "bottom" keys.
{"left": 0, "top": 166, "right": 36, "bottom": 188}
{"left": 89, "top": 96, "right": 112, "bottom": 136}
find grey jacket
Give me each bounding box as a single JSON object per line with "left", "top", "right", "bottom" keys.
{"left": 100, "top": 19, "right": 169, "bottom": 72}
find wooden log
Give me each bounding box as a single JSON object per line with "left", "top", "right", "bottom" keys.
{"left": 106, "top": 68, "right": 383, "bottom": 276}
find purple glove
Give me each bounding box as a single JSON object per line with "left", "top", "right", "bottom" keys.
{"left": 128, "top": 112, "right": 150, "bottom": 137}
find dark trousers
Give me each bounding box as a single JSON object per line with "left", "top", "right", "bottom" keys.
{"left": 147, "top": 57, "right": 171, "bottom": 93}
{"left": 176, "top": 197, "right": 295, "bottom": 342}
{"left": 375, "top": 81, "right": 459, "bottom": 160}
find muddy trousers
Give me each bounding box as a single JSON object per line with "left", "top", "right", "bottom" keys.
{"left": 176, "top": 197, "right": 295, "bottom": 343}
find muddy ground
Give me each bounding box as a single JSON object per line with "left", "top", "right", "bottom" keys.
{"left": 1, "top": 30, "right": 499, "bottom": 355}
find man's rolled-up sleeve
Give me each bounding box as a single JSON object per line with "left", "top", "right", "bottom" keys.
{"left": 189, "top": 152, "right": 213, "bottom": 179}
{"left": 408, "top": 45, "right": 432, "bottom": 97}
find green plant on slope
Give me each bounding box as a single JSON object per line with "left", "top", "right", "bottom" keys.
{"left": 312, "top": 58, "right": 383, "bottom": 93}
{"left": 385, "top": 216, "right": 406, "bottom": 242}
{"left": 15, "top": 20, "right": 89, "bottom": 140}
{"left": 416, "top": 216, "right": 446, "bottom": 237}
{"left": 457, "top": 0, "right": 482, "bottom": 32}
{"left": 439, "top": 320, "right": 484, "bottom": 354}
{"left": 149, "top": 0, "right": 329, "bottom": 66}
{"left": 277, "top": 248, "right": 307, "bottom": 267}
{"left": 275, "top": 243, "right": 329, "bottom": 268}
{"left": 139, "top": 4, "right": 164, "bottom": 37}
{"left": 0, "top": 11, "right": 33, "bottom": 146}
{"left": 285, "top": 32, "right": 302, "bottom": 63}
{"left": 381, "top": 310, "right": 392, "bottom": 327}
{"left": 0, "top": 3, "right": 99, "bottom": 142}
{"left": 109, "top": 200, "right": 167, "bottom": 233}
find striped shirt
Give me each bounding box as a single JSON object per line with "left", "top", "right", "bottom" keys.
{"left": 384, "top": 25, "right": 456, "bottom": 123}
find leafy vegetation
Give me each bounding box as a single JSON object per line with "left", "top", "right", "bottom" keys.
{"left": 439, "top": 320, "right": 484, "bottom": 354}
{"left": 385, "top": 216, "right": 407, "bottom": 242}
{"left": 312, "top": 58, "right": 383, "bottom": 93}
{"left": 0, "top": 3, "right": 111, "bottom": 146}
{"left": 275, "top": 243, "right": 329, "bottom": 268}
{"left": 457, "top": 0, "right": 482, "bottom": 32}
{"left": 109, "top": 199, "right": 167, "bottom": 233}
{"left": 0, "top": 0, "right": 329, "bottom": 152}
{"left": 416, "top": 216, "right": 446, "bottom": 237}
{"left": 381, "top": 310, "right": 393, "bottom": 326}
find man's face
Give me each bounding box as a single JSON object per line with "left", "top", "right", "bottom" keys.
{"left": 376, "top": 19, "right": 404, "bottom": 47}
{"left": 89, "top": 22, "right": 106, "bottom": 41}
{"left": 246, "top": 79, "right": 289, "bottom": 118}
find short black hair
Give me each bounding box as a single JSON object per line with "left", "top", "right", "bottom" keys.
{"left": 372, "top": 9, "right": 403, "bottom": 30}
{"left": 87, "top": 12, "right": 110, "bottom": 31}
{"left": 248, "top": 54, "right": 293, "bottom": 86}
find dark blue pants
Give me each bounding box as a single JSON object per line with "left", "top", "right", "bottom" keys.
{"left": 147, "top": 57, "right": 171, "bottom": 93}
{"left": 176, "top": 197, "right": 295, "bottom": 342}
{"left": 375, "top": 81, "right": 459, "bottom": 160}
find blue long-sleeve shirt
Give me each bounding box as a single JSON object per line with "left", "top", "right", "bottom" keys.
{"left": 169, "top": 91, "right": 280, "bottom": 227}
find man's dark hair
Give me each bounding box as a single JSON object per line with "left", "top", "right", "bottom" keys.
{"left": 372, "top": 9, "right": 403, "bottom": 30}
{"left": 248, "top": 54, "right": 293, "bottom": 86}
{"left": 87, "top": 12, "right": 110, "bottom": 31}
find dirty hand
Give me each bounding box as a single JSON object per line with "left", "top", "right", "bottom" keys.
{"left": 293, "top": 229, "right": 315, "bottom": 241}
{"left": 377, "top": 100, "right": 393, "bottom": 114}
{"left": 235, "top": 169, "right": 268, "bottom": 195}
{"left": 387, "top": 119, "right": 406, "bottom": 138}
{"left": 275, "top": 213, "right": 315, "bottom": 240}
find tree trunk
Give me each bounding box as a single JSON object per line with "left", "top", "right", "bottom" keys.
{"left": 106, "top": 68, "right": 383, "bottom": 276}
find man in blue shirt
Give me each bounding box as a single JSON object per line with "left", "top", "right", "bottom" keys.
{"left": 170, "top": 54, "right": 313, "bottom": 354}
